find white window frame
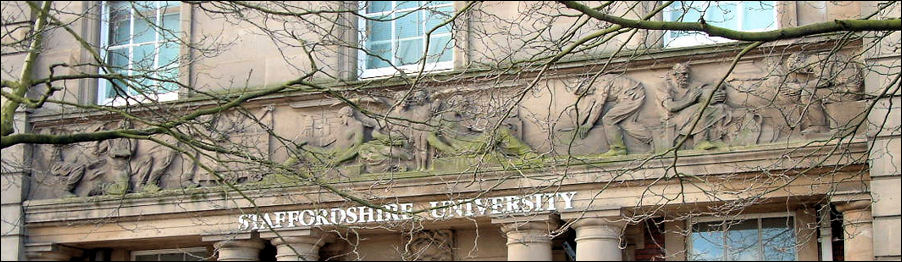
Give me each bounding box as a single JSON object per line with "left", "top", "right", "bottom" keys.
{"left": 663, "top": 1, "right": 778, "bottom": 48}
{"left": 357, "top": 1, "right": 455, "bottom": 79}
{"left": 130, "top": 247, "right": 208, "bottom": 261}
{"left": 98, "top": 1, "right": 181, "bottom": 106}
{"left": 687, "top": 211, "right": 799, "bottom": 261}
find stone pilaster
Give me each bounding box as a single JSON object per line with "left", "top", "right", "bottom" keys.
{"left": 260, "top": 228, "right": 331, "bottom": 261}
{"left": 836, "top": 200, "right": 875, "bottom": 261}
{"left": 861, "top": 2, "right": 901, "bottom": 260}
{"left": 203, "top": 232, "right": 265, "bottom": 261}
{"left": 492, "top": 213, "right": 560, "bottom": 261}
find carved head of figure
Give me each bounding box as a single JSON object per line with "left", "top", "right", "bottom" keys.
{"left": 573, "top": 81, "right": 596, "bottom": 96}
{"left": 401, "top": 89, "right": 430, "bottom": 108}
{"left": 667, "top": 62, "right": 691, "bottom": 89}
{"left": 337, "top": 106, "right": 354, "bottom": 125}
{"left": 785, "top": 52, "right": 816, "bottom": 75}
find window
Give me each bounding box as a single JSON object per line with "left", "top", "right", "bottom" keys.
{"left": 131, "top": 247, "right": 208, "bottom": 261}
{"left": 99, "top": 1, "right": 181, "bottom": 105}
{"left": 689, "top": 214, "right": 797, "bottom": 261}
{"left": 359, "top": 1, "right": 454, "bottom": 78}
{"left": 664, "top": 1, "right": 776, "bottom": 48}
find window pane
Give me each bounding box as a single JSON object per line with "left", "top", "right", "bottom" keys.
{"left": 133, "top": 1, "right": 157, "bottom": 13}
{"left": 366, "top": 42, "right": 391, "bottom": 69}
{"left": 395, "top": 1, "right": 419, "bottom": 10}
{"left": 743, "top": 1, "right": 775, "bottom": 30}
{"left": 426, "top": 1, "right": 452, "bottom": 6}
{"left": 762, "top": 217, "right": 796, "bottom": 261}
{"left": 427, "top": 35, "right": 452, "bottom": 63}
{"left": 158, "top": 42, "right": 179, "bottom": 67}
{"left": 726, "top": 219, "right": 761, "bottom": 261}
{"left": 705, "top": 2, "right": 737, "bottom": 29}
{"left": 366, "top": 1, "right": 392, "bottom": 14}
{"left": 397, "top": 38, "right": 423, "bottom": 65}
{"left": 133, "top": 254, "right": 158, "bottom": 261}
{"left": 162, "top": 13, "right": 180, "bottom": 38}
{"left": 159, "top": 253, "right": 182, "bottom": 261}
{"left": 367, "top": 18, "right": 392, "bottom": 42}
{"left": 159, "top": 67, "right": 179, "bottom": 93}
{"left": 132, "top": 15, "right": 156, "bottom": 44}
{"left": 395, "top": 12, "right": 423, "bottom": 39}
{"left": 110, "top": 9, "right": 131, "bottom": 46}
{"left": 670, "top": 2, "right": 702, "bottom": 38}
{"left": 690, "top": 222, "right": 725, "bottom": 261}
{"left": 133, "top": 44, "right": 156, "bottom": 71}
{"left": 185, "top": 251, "right": 208, "bottom": 261}
{"left": 425, "top": 6, "right": 452, "bottom": 34}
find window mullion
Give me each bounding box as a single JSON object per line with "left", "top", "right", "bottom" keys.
{"left": 722, "top": 222, "right": 729, "bottom": 261}
{"left": 758, "top": 218, "right": 764, "bottom": 260}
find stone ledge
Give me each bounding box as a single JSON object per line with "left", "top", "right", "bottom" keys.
{"left": 22, "top": 139, "right": 870, "bottom": 225}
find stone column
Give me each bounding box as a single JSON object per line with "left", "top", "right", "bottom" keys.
{"left": 836, "top": 200, "right": 874, "bottom": 261}
{"left": 203, "top": 233, "right": 265, "bottom": 261}
{"left": 261, "top": 228, "right": 331, "bottom": 261}
{"left": 570, "top": 218, "right": 625, "bottom": 261}
{"left": 24, "top": 243, "right": 83, "bottom": 261}
{"left": 562, "top": 208, "right": 624, "bottom": 261}
{"left": 860, "top": 2, "right": 901, "bottom": 260}
{"left": 492, "top": 214, "right": 560, "bottom": 261}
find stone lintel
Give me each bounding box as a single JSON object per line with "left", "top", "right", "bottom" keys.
{"left": 832, "top": 192, "right": 872, "bottom": 211}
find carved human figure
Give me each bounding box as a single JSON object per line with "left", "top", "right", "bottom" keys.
{"left": 659, "top": 63, "right": 733, "bottom": 150}
{"left": 296, "top": 106, "right": 367, "bottom": 166}
{"left": 390, "top": 89, "right": 437, "bottom": 170}
{"left": 48, "top": 143, "right": 105, "bottom": 196}
{"left": 92, "top": 121, "right": 136, "bottom": 194}
{"left": 769, "top": 52, "right": 862, "bottom": 135}
{"left": 570, "top": 74, "right": 650, "bottom": 156}
{"left": 427, "top": 94, "right": 535, "bottom": 158}
{"left": 133, "top": 142, "right": 177, "bottom": 193}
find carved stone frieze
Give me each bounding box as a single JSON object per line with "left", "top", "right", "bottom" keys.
{"left": 402, "top": 229, "right": 454, "bottom": 261}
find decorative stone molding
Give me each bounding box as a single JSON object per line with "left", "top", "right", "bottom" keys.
{"left": 403, "top": 229, "right": 455, "bottom": 261}
{"left": 24, "top": 243, "right": 83, "bottom": 261}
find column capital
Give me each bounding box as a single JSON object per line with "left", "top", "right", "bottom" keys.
{"left": 260, "top": 227, "right": 332, "bottom": 245}
{"left": 260, "top": 227, "right": 333, "bottom": 261}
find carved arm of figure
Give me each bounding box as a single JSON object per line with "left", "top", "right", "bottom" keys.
{"left": 662, "top": 88, "right": 701, "bottom": 113}
{"left": 575, "top": 85, "right": 608, "bottom": 139}
{"left": 697, "top": 84, "right": 727, "bottom": 104}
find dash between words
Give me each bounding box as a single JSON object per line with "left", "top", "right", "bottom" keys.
{"left": 237, "top": 192, "right": 577, "bottom": 230}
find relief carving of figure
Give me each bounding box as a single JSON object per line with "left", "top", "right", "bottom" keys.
{"left": 92, "top": 120, "right": 137, "bottom": 195}
{"left": 132, "top": 142, "right": 178, "bottom": 193}
{"left": 402, "top": 229, "right": 454, "bottom": 261}
{"left": 567, "top": 74, "right": 651, "bottom": 157}
{"left": 48, "top": 143, "right": 105, "bottom": 197}
{"left": 295, "top": 106, "right": 367, "bottom": 167}
{"left": 768, "top": 52, "right": 863, "bottom": 135}
{"left": 427, "top": 93, "right": 535, "bottom": 159}
{"left": 659, "top": 63, "right": 734, "bottom": 150}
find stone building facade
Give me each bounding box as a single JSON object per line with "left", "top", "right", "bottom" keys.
{"left": 1, "top": 1, "right": 900, "bottom": 261}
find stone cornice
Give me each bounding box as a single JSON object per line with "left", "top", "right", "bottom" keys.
{"left": 22, "top": 138, "right": 870, "bottom": 226}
